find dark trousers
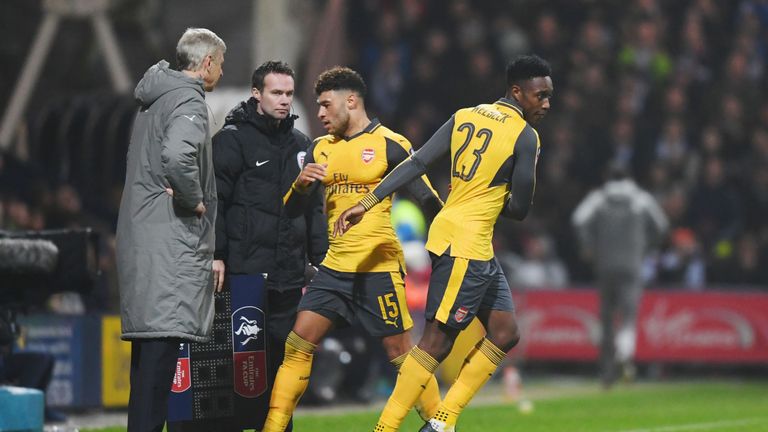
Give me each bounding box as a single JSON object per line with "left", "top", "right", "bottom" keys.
{"left": 128, "top": 339, "right": 182, "bottom": 432}
{"left": 598, "top": 270, "right": 642, "bottom": 384}
{"left": 3, "top": 351, "right": 54, "bottom": 390}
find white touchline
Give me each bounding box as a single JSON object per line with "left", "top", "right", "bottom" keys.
{"left": 616, "top": 418, "right": 765, "bottom": 432}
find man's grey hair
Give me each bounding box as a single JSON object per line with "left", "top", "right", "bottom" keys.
{"left": 176, "top": 28, "right": 227, "bottom": 71}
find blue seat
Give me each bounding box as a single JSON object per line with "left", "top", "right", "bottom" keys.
{"left": 0, "top": 386, "right": 44, "bottom": 432}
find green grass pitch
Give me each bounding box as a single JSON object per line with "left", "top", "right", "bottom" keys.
{"left": 83, "top": 381, "right": 768, "bottom": 432}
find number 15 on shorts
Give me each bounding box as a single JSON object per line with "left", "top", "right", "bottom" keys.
{"left": 378, "top": 293, "right": 400, "bottom": 323}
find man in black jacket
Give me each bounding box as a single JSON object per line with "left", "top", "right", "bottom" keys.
{"left": 212, "top": 61, "right": 327, "bottom": 431}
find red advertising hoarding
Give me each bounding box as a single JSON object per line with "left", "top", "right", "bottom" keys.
{"left": 516, "top": 290, "right": 768, "bottom": 363}
{"left": 515, "top": 290, "right": 600, "bottom": 361}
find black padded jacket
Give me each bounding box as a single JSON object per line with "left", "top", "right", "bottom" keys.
{"left": 212, "top": 97, "right": 327, "bottom": 291}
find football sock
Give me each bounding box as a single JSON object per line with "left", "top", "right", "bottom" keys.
{"left": 374, "top": 347, "right": 439, "bottom": 432}
{"left": 391, "top": 352, "right": 442, "bottom": 421}
{"left": 262, "top": 331, "right": 316, "bottom": 432}
{"left": 435, "top": 338, "right": 506, "bottom": 427}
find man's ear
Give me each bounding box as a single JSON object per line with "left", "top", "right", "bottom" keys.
{"left": 510, "top": 84, "right": 522, "bottom": 102}
{"left": 347, "top": 93, "right": 359, "bottom": 109}
{"left": 251, "top": 87, "right": 261, "bottom": 100}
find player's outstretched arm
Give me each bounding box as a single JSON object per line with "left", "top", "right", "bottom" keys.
{"left": 333, "top": 117, "right": 455, "bottom": 237}
{"left": 501, "top": 125, "right": 539, "bottom": 220}
{"left": 384, "top": 136, "right": 445, "bottom": 223}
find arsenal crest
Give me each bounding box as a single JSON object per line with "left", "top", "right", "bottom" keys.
{"left": 455, "top": 306, "right": 469, "bottom": 323}
{"left": 362, "top": 148, "right": 375, "bottom": 163}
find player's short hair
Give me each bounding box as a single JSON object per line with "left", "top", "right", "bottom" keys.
{"left": 314, "top": 66, "right": 367, "bottom": 98}
{"left": 506, "top": 55, "right": 551, "bottom": 87}
{"left": 251, "top": 61, "right": 295, "bottom": 91}
{"left": 176, "top": 28, "right": 226, "bottom": 71}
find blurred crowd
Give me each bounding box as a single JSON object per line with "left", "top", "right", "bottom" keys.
{"left": 0, "top": 152, "right": 119, "bottom": 311}
{"left": 1, "top": 0, "right": 766, "bottom": 313}
{"left": 347, "top": 0, "right": 768, "bottom": 289}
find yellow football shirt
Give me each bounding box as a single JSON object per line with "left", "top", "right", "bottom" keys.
{"left": 425, "top": 100, "right": 540, "bottom": 260}
{"left": 312, "top": 120, "right": 439, "bottom": 272}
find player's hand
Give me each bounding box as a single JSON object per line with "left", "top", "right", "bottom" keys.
{"left": 333, "top": 204, "right": 366, "bottom": 237}
{"left": 295, "top": 163, "right": 328, "bottom": 190}
{"left": 193, "top": 202, "right": 206, "bottom": 217}
{"left": 167, "top": 188, "right": 206, "bottom": 217}
{"left": 212, "top": 259, "right": 225, "bottom": 292}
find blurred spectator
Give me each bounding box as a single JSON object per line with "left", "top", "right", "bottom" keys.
{"left": 577, "top": 64, "right": 613, "bottom": 132}
{"left": 618, "top": 19, "right": 672, "bottom": 85}
{"left": 655, "top": 118, "right": 696, "bottom": 185}
{"left": 457, "top": 49, "right": 499, "bottom": 107}
{"left": 709, "top": 232, "right": 767, "bottom": 286}
{"left": 530, "top": 12, "right": 565, "bottom": 77}
{"left": 492, "top": 14, "right": 529, "bottom": 61}
{"left": 719, "top": 51, "right": 760, "bottom": 113}
{"left": 46, "top": 184, "right": 84, "bottom": 229}
{"left": 658, "top": 184, "right": 689, "bottom": 229}
{"left": 370, "top": 46, "right": 406, "bottom": 122}
{"left": 450, "top": 0, "right": 486, "bottom": 52}
{"left": 749, "top": 128, "right": 768, "bottom": 164}
{"left": 500, "top": 232, "right": 569, "bottom": 290}
{"left": 574, "top": 15, "right": 614, "bottom": 66}
{"left": 717, "top": 94, "right": 749, "bottom": 158}
{"left": 608, "top": 116, "right": 638, "bottom": 175}
{"left": 627, "top": 0, "right": 663, "bottom": 22}
{"left": 676, "top": 12, "right": 713, "bottom": 89}
{"left": 687, "top": 157, "right": 741, "bottom": 245}
{"left": 614, "top": 75, "right": 646, "bottom": 118}
{"left": 685, "top": 0, "right": 733, "bottom": 66}
{"left": 742, "top": 161, "right": 768, "bottom": 233}
{"left": 653, "top": 227, "right": 706, "bottom": 289}
{"left": 698, "top": 126, "right": 724, "bottom": 159}
{"left": 359, "top": 9, "right": 409, "bottom": 82}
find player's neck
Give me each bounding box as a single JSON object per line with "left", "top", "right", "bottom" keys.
{"left": 343, "top": 114, "right": 371, "bottom": 137}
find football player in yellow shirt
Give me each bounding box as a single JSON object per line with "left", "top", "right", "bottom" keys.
{"left": 335, "top": 55, "right": 554, "bottom": 432}
{"left": 262, "top": 67, "right": 443, "bottom": 432}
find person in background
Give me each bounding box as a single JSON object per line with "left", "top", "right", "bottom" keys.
{"left": 572, "top": 162, "right": 668, "bottom": 387}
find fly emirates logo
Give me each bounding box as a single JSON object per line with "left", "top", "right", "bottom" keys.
{"left": 326, "top": 172, "right": 372, "bottom": 195}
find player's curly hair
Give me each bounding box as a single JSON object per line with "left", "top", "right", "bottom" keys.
{"left": 506, "top": 55, "right": 551, "bottom": 86}
{"left": 314, "top": 66, "right": 367, "bottom": 98}
{"left": 251, "top": 60, "right": 295, "bottom": 91}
